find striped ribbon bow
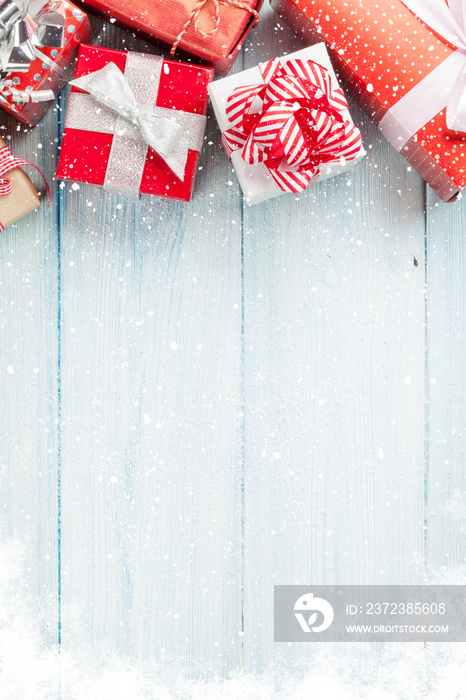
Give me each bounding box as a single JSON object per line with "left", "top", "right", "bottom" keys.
{"left": 0, "top": 145, "right": 50, "bottom": 230}
{"left": 222, "top": 57, "right": 363, "bottom": 193}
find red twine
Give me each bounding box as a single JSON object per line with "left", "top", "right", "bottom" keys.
{"left": 0, "top": 145, "right": 50, "bottom": 231}
{"left": 170, "top": 0, "right": 260, "bottom": 58}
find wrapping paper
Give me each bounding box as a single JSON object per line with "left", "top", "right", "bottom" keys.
{"left": 271, "top": 0, "right": 466, "bottom": 202}
{"left": 0, "top": 0, "right": 92, "bottom": 126}
{"left": 0, "top": 137, "right": 42, "bottom": 230}
{"left": 208, "top": 43, "right": 365, "bottom": 205}
{"left": 73, "top": 0, "right": 263, "bottom": 74}
{"left": 56, "top": 44, "right": 213, "bottom": 201}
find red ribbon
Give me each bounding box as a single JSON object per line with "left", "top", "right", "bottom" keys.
{"left": 0, "top": 145, "right": 50, "bottom": 231}
{"left": 222, "top": 57, "right": 363, "bottom": 193}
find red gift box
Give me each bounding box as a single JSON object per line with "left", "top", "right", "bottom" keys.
{"left": 56, "top": 44, "right": 213, "bottom": 201}
{"left": 0, "top": 0, "right": 92, "bottom": 127}
{"left": 74, "top": 0, "right": 263, "bottom": 74}
{"left": 271, "top": 0, "right": 466, "bottom": 202}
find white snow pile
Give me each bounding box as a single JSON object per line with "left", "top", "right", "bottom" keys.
{"left": 0, "top": 540, "right": 465, "bottom": 700}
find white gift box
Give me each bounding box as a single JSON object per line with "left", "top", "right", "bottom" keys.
{"left": 208, "top": 43, "right": 366, "bottom": 205}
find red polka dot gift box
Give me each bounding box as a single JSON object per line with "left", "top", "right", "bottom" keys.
{"left": 271, "top": 0, "right": 466, "bottom": 202}
{"left": 73, "top": 0, "right": 264, "bottom": 75}
{"left": 56, "top": 44, "right": 213, "bottom": 202}
{"left": 0, "top": 0, "right": 92, "bottom": 127}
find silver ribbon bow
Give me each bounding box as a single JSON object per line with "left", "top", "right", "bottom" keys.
{"left": 0, "top": 0, "right": 66, "bottom": 103}
{"left": 65, "top": 53, "right": 207, "bottom": 197}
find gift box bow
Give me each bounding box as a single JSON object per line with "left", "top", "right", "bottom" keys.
{"left": 0, "top": 142, "right": 49, "bottom": 231}
{"left": 170, "top": 0, "right": 260, "bottom": 58}
{"left": 393, "top": 0, "right": 466, "bottom": 134}
{"left": 222, "top": 57, "right": 363, "bottom": 193}
{"left": 65, "top": 52, "right": 207, "bottom": 198}
{"left": 0, "top": 0, "right": 67, "bottom": 104}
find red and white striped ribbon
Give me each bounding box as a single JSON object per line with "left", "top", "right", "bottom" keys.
{"left": 0, "top": 145, "right": 50, "bottom": 232}
{"left": 223, "top": 57, "right": 363, "bottom": 193}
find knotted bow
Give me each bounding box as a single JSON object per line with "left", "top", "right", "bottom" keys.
{"left": 0, "top": 0, "right": 66, "bottom": 104}
{"left": 403, "top": 0, "right": 466, "bottom": 131}
{"left": 222, "top": 57, "right": 363, "bottom": 193}
{"left": 0, "top": 143, "right": 49, "bottom": 230}
{"left": 70, "top": 61, "right": 200, "bottom": 181}
{"left": 170, "top": 0, "right": 259, "bottom": 58}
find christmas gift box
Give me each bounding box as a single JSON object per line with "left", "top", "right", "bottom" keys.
{"left": 56, "top": 44, "right": 213, "bottom": 201}
{"left": 73, "top": 0, "right": 263, "bottom": 74}
{"left": 208, "top": 43, "right": 365, "bottom": 205}
{"left": 0, "top": 136, "right": 49, "bottom": 230}
{"left": 271, "top": 0, "right": 466, "bottom": 202}
{"left": 0, "top": 0, "right": 92, "bottom": 127}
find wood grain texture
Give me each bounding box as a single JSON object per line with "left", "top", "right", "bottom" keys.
{"left": 58, "top": 23, "right": 244, "bottom": 676}
{"left": 1, "top": 2, "right": 466, "bottom": 691}
{"left": 425, "top": 190, "right": 466, "bottom": 577}
{"left": 241, "top": 6, "right": 426, "bottom": 672}
{"left": 0, "top": 106, "right": 60, "bottom": 646}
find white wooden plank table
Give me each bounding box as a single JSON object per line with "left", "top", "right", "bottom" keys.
{"left": 0, "top": 4, "right": 464, "bottom": 697}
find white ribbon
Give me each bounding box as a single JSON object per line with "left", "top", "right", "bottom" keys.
{"left": 403, "top": 0, "right": 466, "bottom": 131}
{"left": 66, "top": 54, "right": 207, "bottom": 197}
{"left": 403, "top": 0, "right": 466, "bottom": 47}
{"left": 380, "top": 0, "right": 466, "bottom": 146}
{"left": 0, "top": 0, "right": 67, "bottom": 105}
{"left": 70, "top": 62, "right": 186, "bottom": 170}
{"left": 0, "top": 0, "right": 66, "bottom": 72}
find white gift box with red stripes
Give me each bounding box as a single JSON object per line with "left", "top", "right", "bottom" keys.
{"left": 208, "top": 43, "right": 365, "bottom": 205}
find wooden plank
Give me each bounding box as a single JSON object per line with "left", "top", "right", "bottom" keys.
{"left": 241, "top": 6, "right": 426, "bottom": 671}
{"left": 425, "top": 190, "right": 466, "bottom": 574}
{"left": 58, "top": 25, "right": 244, "bottom": 676}
{"left": 0, "top": 107, "right": 60, "bottom": 646}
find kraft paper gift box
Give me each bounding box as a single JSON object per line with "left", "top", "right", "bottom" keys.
{"left": 271, "top": 0, "right": 466, "bottom": 202}
{"left": 0, "top": 0, "right": 92, "bottom": 127}
{"left": 0, "top": 136, "right": 49, "bottom": 231}
{"left": 73, "top": 0, "right": 263, "bottom": 74}
{"left": 56, "top": 44, "right": 213, "bottom": 202}
{"left": 208, "top": 43, "right": 365, "bottom": 205}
